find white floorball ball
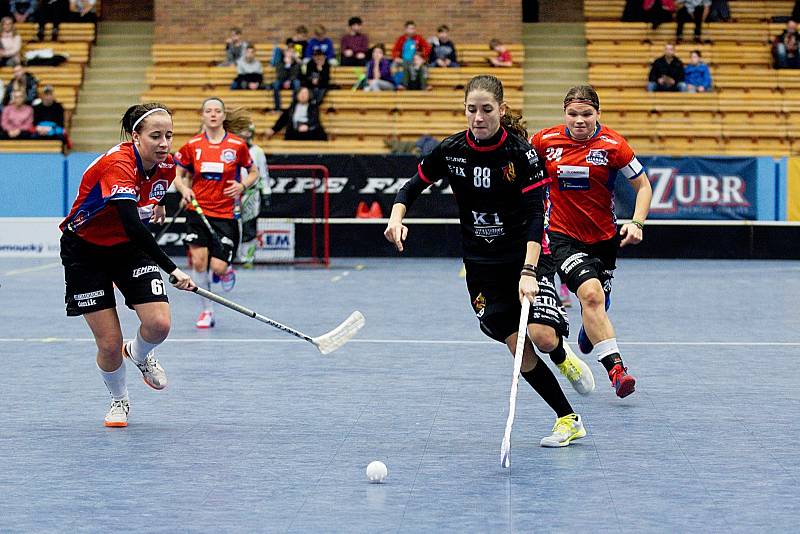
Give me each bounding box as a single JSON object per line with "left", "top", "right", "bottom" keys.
{"left": 366, "top": 461, "right": 388, "bottom": 483}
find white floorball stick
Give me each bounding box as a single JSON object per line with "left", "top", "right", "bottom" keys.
{"left": 171, "top": 276, "right": 365, "bottom": 354}
{"left": 500, "top": 298, "right": 530, "bottom": 469}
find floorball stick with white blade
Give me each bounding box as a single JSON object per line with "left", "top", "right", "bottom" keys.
{"left": 171, "top": 276, "right": 365, "bottom": 354}
{"left": 500, "top": 298, "right": 530, "bottom": 468}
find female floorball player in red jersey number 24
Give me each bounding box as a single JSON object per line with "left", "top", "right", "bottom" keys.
{"left": 60, "top": 104, "right": 196, "bottom": 427}
{"left": 173, "top": 98, "right": 258, "bottom": 329}
{"left": 529, "top": 85, "right": 653, "bottom": 398}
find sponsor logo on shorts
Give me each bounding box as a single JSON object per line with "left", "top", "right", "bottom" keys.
{"left": 560, "top": 252, "right": 587, "bottom": 275}
{"left": 472, "top": 293, "right": 486, "bottom": 318}
{"left": 74, "top": 290, "right": 104, "bottom": 300}
{"left": 77, "top": 299, "right": 97, "bottom": 307}
{"left": 132, "top": 265, "right": 160, "bottom": 278}
{"left": 221, "top": 149, "right": 237, "bottom": 163}
{"left": 149, "top": 179, "right": 168, "bottom": 201}
{"left": 586, "top": 149, "right": 608, "bottom": 166}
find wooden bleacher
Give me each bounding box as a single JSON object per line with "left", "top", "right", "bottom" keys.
{"left": 585, "top": 0, "right": 795, "bottom": 22}
{"left": 0, "top": 23, "right": 94, "bottom": 153}
{"left": 144, "top": 42, "right": 525, "bottom": 154}
{"left": 583, "top": 0, "right": 799, "bottom": 156}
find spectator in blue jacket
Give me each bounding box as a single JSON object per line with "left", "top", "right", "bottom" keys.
{"left": 684, "top": 49, "right": 712, "bottom": 92}
{"left": 305, "top": 25, "right": 336, "bottom": 65}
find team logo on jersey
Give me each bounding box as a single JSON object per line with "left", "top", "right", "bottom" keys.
{"left": 472, "top": 292, "right": 486, "bottom": 317}
{"left": 502, "top": 162, "right": 516, "bottom": 182}
{"left": 221, "top": 149, "right": 237, "bottom": 163}
{"left": 586, "top": 149, "right": 608, "bottom": 166}
{"left": 149, "top": 179, "right": 168, "bottom": 201}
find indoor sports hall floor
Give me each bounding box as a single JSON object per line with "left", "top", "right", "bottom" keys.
{"left": 1, "top": 257, "right": 799, "bottom": 533}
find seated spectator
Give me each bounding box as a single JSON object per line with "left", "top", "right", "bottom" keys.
{"left": 340, "top": 16, "right": 368, "bottom": 66}
{"left": 706, "top": 0, "right": 730, "bottom": 22}
{"left": 1, "top": 16, "right": 22, "bottom": 66}
{"left": 231, "top": 45, "right": 264, "bottom": 90}
{"left": 1, "top": 89, "right": 34, "bottom": 138}
{"left": 304, "top": 48, "right": 330, "bottom": 104}
{"left": 272, "top": 40, "right": 302, "bottom": 110}
{"left": 305, "top": 24, "right": 336, "bottom": 65}
{"left": 488, "top": 38, "right": 513, "bottom": 67}
{"left": 2, "top": 64, "right": 38, "bottom": 105}
{"left": 68, "top": 0, "right": 97, "bottom": 23}
{"left": 773, "top": 20, "right": 800, "bottom": 69}
{"left": 684, "top": 49, "right": 712, "bottom": 92}
{"left": 37, "top": 0, "right": 69, "bottom": 41}
{"left": 399, "top": 51, "right": 428, "bottom": 90}
{"left": 675, "top": 0, "right": 711, "bottom": 44}
{"left": 647, "top": 43, "right": 687, "bottom": 92}
{"left": 363, "top": 44, "right": 395, "bottom": 91}
{"left": 428, "top": 24, "right": 458, "bottom": 67}
{"left": 33, "top": 84, "right": 64, "bottom": 138}
{"left": 644, "top": 0, "right": 676, "bottom": 30}
{"left": 265, "top": 86, "right": 327, "bottom": 141}
{"left": 391, "top": 21, "right": 430, "bottom": 69}
{"left": 10, "top": 1, "right": 36, "bottom": 23}
{"left": 219, "top": 27, "right": 249, "bottom": 67}
{"left": 291, "top": 25, "right": 308, "bottom": 59}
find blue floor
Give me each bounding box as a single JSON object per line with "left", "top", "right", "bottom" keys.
{"left": 1, "top": 257, "right": 799, "bottom": 533}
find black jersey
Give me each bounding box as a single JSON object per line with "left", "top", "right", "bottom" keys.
{"left": 397, "top": 127, "right": 549, "bottom": 263}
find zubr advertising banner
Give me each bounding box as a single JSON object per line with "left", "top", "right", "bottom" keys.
{"left": 613, "top": 156, "right": 758, "bottom": 220}
{"left": 262, "top": 154, "right": 759, "bottom": 221}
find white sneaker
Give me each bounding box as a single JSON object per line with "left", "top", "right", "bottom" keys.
{"left": 123, "top": 342, "right": 168, "bottom": 390}
{"left": 196, "top": 310, "right": 215, "bottom": 329}
{"left": 556, "top": 343, "right": 595, "bottom": 396}
{"left": 540, "top": 413, "right": 586, "bottom": 448}
{"left": 104, "top": 398, "right": 130, "bottom": 427}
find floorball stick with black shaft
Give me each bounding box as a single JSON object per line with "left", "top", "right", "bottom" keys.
{"left": 500, "top": 298, "right": 530, "bottom": 468}
{"left": 170, "top": 275, "right": 365, "bottom": 354}
{"left": 154, "top": 205, "right": 185, "bottom": 243}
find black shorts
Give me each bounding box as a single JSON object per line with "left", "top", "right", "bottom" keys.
{"left": 184, "top": 210, "right": 240, "bottom": 264}
{"left": 549, "top": 231, "right": 619, "bottom": 295}
{"left": 60, "top": 232, "right": 169, "bottom": 317}
{"left": 465, "top": 259, "right": 569, "bottom": 344}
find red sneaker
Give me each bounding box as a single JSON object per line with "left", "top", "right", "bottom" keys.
{"left": 609, "top": 364, "right": 636, "bottom": 398}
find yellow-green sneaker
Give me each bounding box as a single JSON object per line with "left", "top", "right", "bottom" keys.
{"left": 556, "top": 342, "right": 595, "bottom": 396}
{"left": 540, "top": 413, "right": 586, "bottom": 448}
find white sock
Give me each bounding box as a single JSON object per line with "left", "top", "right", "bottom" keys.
{"left": 595, "top": 338, "right": 620, "bottom": 361}
{"left": 130, "top": 329, "right": 160, "bottom": 364}
{"left": 98, "top": 361, "right": 128, "bottom": 401}
{"left": 194, "top": 268, "right": 213, "bottom": 312}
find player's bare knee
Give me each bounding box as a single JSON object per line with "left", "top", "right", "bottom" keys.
{"left": 531, "top": 328, "right": 558, "bottom": 353}
{"left": 143, "top": 315, "right": 171, "bottom": 342}
{"left": 96, "top": 335, "right": 123, "bottom": 359}
{"left": 578, "top": 282, "right": 605, "bottom": 310}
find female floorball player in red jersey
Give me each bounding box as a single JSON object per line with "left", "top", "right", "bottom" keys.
{"left": 529, "top": 85, "right": 653, "bottom": 398}
{"left": 385, "top": 75, "right": 594, "bottom": 448}
{"left": 60, "top": 103, "right": 196, "bottom": 427}
{"left": 173, "top": 98, "right": 258, "bottom": 329}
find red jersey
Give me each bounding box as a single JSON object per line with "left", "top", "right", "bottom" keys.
{"left": 530, "top": 124, "right": 644, "bottom": 244}
{"left": 174, "top": 132, "right": 253, "bottom": 219}
{"left": 60, "top": 143, "right": 176, "bottom": 246}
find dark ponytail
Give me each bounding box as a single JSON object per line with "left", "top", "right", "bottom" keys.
{"left": 464, "top": 74, "right": 528, "bottom": 139}
{"left": 120, "top": 102, "right": 172, "bottom": 139}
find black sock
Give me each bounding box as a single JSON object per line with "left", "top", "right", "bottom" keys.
{"left": 548, "top": 336, "right": 566, "bottom": 366}
{"left": 521, "top": 360, "right": 574, "bottom": 418}
{"left": 600, "top": 353, "right": 624, "bottom": 373}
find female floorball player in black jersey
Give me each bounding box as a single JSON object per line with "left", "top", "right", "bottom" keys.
{"left": 60, "top": 103, "right": 196, "bottom": 427}
{"left": 384, "top": 75, "right": 593, "bottom": 447}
